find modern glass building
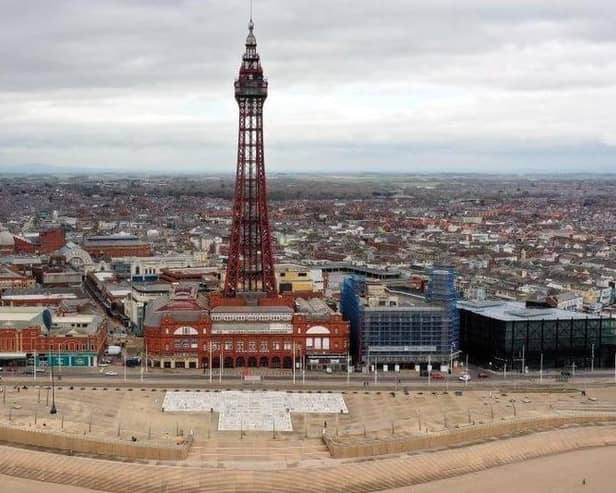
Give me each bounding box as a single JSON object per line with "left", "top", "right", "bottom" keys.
{"left": 341, "top": 269, "right": 459, "bottom": 367}
{"left": 459, "top": 300, "right": 616, "bottom": 370}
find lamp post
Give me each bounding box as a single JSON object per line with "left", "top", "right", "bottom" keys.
{"left": 49, "top": 349, "right": 57, "bottom": 414}
{"left": 292, "top": 342, "right": 296, "bottom": 385}
{"left": 346, "top": 352, "right": 351, "bottom": 386}
{"left": 591, "top": 343, "right": 594, "bottom": 373}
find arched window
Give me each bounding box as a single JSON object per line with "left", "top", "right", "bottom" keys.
{"left": 173, "top": 326, "right": 198, "bottom": 336}
{"left": 306, "top": 326, "right": 331, "bottom": 335}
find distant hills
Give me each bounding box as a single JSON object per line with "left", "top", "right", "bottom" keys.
{"left": 0, "top": 163, "right": 108, "bottom": 175}
{"left": 1, "top": 163, "right": 615, "bottom": 178}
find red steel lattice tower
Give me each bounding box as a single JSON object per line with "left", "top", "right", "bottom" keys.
{"left": 224, "top": 18, "right": 277, "bottom": 297}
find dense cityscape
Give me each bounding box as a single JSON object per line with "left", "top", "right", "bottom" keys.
{"left": 1, "top": 173, "right": 615, "bottom": 369}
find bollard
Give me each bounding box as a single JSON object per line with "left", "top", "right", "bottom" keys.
{"left": 35, "top": 410, "right": 37, "bottom": 425}
{"left": 61, "top": 415, "right": 64, "bottom": 430}
{"left": 38, "top": 387, "right": 41, "bottom": 404}
{"left": 468, "top": 409, "right": 472, "bottom": 424}
{"left": 117, "top": 422, "right": 121, "bottom": 437}
{"left": 89, "top": 416, "right": 92, "bottom": 433}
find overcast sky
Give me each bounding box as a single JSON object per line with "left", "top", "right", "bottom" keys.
{"left": 0, "top": 0, "right": 615, "bottom": 174}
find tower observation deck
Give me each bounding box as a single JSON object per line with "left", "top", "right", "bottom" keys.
{"left": 224, "top": 18, "right": 277, "bottom": 297}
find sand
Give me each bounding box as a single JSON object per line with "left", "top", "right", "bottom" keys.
{"left": 380, "top": 446, "right": 616, "bottom": 493}
{"left": 0, "top": 474, "right": 106, "bottom": 493}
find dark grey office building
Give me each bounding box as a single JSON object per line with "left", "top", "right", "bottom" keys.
{"left": 459, "top": 300, "right": 616, "bottom": 370}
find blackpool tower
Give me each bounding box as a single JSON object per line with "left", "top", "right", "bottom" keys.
{"left": 224, "top": 17, "right": 277, "bottom": 297}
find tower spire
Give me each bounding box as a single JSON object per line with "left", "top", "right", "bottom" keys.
{"left": 225, "top": 14, "right": 276, "bottom": 297}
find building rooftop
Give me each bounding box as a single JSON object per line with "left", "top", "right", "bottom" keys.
{"left": 211, "top": 306, "right": 293, "bottom": 314}
{"left": 0, "top": 306, "right": 44, "bottom": 328}
{"left": 1, "top": 287, "right": 82, "bottom": 300}
{"left": 132, "top": 282, "right": 172, "bottom": 294}
{"left": 295, "top": 297, "right": 332, "bottom": 316}
{"left": 51, "top": 313, "right": 103, "bottom": 336}
{"left": 458, "top": 300, "right": 597, "bottom": 321}
{"left": 84, "top": 234, "right": 149, "bottom": 247}
{"left": 0, "top": 265, "right": 28, "bottom": 279}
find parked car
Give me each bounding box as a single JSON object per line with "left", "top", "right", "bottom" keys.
{"left": 478, "top": 372, "right": 489, "bottom": 379}
{"left": 431, "top": 371, "right": 445, "bottom": 380}
{"left": 104, "top": 370, "right": 119, "bottom": 376}
{"left": 458, "top": 373, "right": 471, "bottom": 382}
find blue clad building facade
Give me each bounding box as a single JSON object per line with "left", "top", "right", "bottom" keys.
{"left": 341, "top": 269, "right": 459, "bottom": 368}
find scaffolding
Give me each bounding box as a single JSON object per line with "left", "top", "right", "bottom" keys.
{"left": 426, "top": 267, "right": 460, "bottom": 353}
{"left": 340, "top": 275, "right": 365, "bottom": 363}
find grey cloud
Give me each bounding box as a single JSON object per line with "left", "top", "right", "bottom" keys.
{"left": 0, "top": 0, "right": 615, "bottom": 172}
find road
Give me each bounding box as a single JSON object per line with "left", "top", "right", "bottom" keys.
{"left": 5, "top": 365, "right": 616, "bottom": 391}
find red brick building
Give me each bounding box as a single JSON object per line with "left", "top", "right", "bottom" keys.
{"left": 83, "top": 234, "right": 152, "bottom": 259}
{"left": 0, "top": 265, "right": 36, "bottom": 292}
{"left": 0, "top": 287, "right": 89, "bottom": 309}
{"left": 0, "top": 307, "right": 107, "bottom": 367}
{"left": 144, "top": 286, "right": 349, "bottom": 370}
{"left": 13, "top": 228, "right": 65, "bottom": 255}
